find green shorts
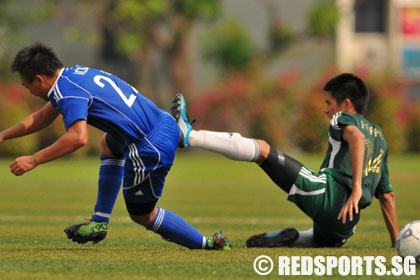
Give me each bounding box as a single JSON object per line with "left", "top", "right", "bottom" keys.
{"left": 287, "top": 165, "right": 359, "bottom": 247}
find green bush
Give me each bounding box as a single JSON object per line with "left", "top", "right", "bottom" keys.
{"left": 1, "top": 68, "right": 419, "bottom": 155}
{"left": 191, "top": 68, "right": 304, "bottom": 149}
{"left": 306, "top": 0, "right": 340, "bottom": 38}
{"left": 0, "top": 83, "right": 103, "bottom": 157}
{"left": 0, "top": 84, "right": 37, "bottom": 156}
{"left": 202, "top": 20, "right": 256, "bottom": 74}
{"left": 191, "top": 68, "right": 420, "bottom": 153}
{"left": 364, "top": 74, "right": 412, "bottom": 153}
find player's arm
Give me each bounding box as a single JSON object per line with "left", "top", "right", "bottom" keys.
{"left": 337, "top": 124, "right": 365, "bottom": 223}
{"left": 0, "top": 102, "right": 59, "bottom": 144}
{"left": 9, "top": 120, "right": 88, "bottom": 176}
{"left": 378, "top": 191, "right": 398, "bottom": 247}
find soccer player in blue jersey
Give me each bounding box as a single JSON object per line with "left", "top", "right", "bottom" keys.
{"left": 0, "top": 42, "right": 231, "bottom": 250}
{"left": 171, "top": 74, "right": 399, "bottom": 248}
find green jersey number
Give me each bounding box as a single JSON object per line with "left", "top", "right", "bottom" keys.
{"left": 364, "top": 139, "right": 384, "bottom": 176}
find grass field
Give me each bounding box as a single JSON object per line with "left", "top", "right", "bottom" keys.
{"left": 0, "top": 152, "right": 419, "bottom": 279}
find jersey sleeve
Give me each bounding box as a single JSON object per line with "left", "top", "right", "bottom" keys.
{"left": 374, "top": 148, "right": 393, "bottom": 198}
{"left": 329, "top": 112, "right": 358, "bottom": 140}
{"left": 58, "top": 98, "right": 89, "bottom": 130}
{"left": 50, "top": 77, "right": 91, "bottom": 130}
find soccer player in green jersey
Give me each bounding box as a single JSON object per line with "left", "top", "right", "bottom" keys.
{"left": 171, "top": 73, "right": 399, "bottom": 248}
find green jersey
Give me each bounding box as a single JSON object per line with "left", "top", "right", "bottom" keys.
{"left": 320, "top": 112, "right": 392, "bottom": 209}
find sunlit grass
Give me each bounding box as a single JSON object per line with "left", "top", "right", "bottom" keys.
{"left": 0, "top": 153, "right": 419, "bottom": 279}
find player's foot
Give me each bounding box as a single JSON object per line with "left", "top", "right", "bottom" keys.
{"left": 170, "top": 93, "right": 193, "bottom": 147}
{"left": 246, "top": 227, "right": 299, "bottom": 248}
{"left": 207, "top": 231, "right": 232, "bottom": 250}
{"left": 64, "top": 220, "right": 108, "bottom": 244}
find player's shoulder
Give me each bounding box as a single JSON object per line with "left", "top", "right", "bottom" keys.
{"left": 50, "top": 66, "right": 95, "bottom": 100}
{"left": 63, "top": 65, "right": 121, "bottom": 84}
{"left": 62, "top": 65, "right": 101, "bottom": 78}
{"left": 330, "top": 111, "right": 359, "bottom": 130}
{"left": 58, "top": 65, "right": 107, "bottom": 89}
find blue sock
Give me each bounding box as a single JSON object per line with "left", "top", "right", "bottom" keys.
{"left": 91, "top": 155, "right": 124, "bottom": 223}
{"left": 147, "top": 207, "right": 210, "bottom": 249}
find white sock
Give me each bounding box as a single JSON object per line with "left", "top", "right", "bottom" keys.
{"left": 292, "top": 228, "right": 319, "bottom": 248}
{"left": 188, "top": 130, "right": 260, "bottom": 162}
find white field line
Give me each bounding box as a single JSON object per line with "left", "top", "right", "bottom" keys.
{"left": 0, "top": 215, "right": 315, "bottom": 225}
{"left": 0, "top": 215, "right": 386, "bottom": 226}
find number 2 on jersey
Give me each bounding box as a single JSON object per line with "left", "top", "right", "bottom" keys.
{"left": 94, "top": 75, "right": 137, "bottom": 107}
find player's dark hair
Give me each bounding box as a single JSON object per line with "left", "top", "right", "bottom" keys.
{"left": 323, "top": 73, "right": 369, "bottom": 115}
{"left": 10, "top": 42, "right": 64, "bottom": 82}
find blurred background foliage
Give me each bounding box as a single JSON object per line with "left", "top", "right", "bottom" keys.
{"left": 0, "top": 0, "right": 419, "bottom": 157}
{"left": 306, "top": 0, "right": 340, "bottom": 38}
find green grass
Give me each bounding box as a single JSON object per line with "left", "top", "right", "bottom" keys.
{"left": 0, "top": 152, "right": 419, "bottom": 279}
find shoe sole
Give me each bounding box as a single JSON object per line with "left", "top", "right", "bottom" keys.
{"left": 246, "top": 227, "right": 299, "bottom": 248}
{"left": 170, "top": 94, "right": 191, "bottom": 147}
{"left": 64, "top": 225, "right": 107, "bottom": 244}
{"left": 170, "top": 94, "right": 183, "bottom": 120}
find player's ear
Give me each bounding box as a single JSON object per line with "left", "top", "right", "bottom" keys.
{"left": 342, "top": 98, "right": 353, "bottom": 112}
{"left": 33, "top": 74, "right": 43, "bottom": 84}
{"left": 35, "top": 74, "right": 51, "bottom": 90}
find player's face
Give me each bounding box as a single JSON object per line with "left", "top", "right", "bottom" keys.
{"left": 324, "top": 92, "right": 346, "bottom": 119}
{"left": 20, "top": 76, "right": 49, "bottom": 101}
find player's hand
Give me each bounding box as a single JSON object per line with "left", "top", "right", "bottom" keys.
{"left": 338, "top": 187, "right": 362, "bottom": 224}
{"left": 10, "top": 156, "right": 38, "bottom": 176}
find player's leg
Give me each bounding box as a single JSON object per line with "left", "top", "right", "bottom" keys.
{"left": 257, "top": 142, "right": 303, "bottom": 193}
{"left": 311, "top": 181, "right": 359, "bottom": 247}
{"left": 126, "top": 199, "right": 231, "bottom": 250}
{"left": 64, "top": 134, "right": 124, "bottom": 244}
{"left": 171, "top": 94, "right": 260, "bottom": 160}
{"left": 124, "top": 164, "right": 231, "bottom": 250}
{"left": 313, "top": 222, "right": 357, "bottom": 248}
{"left": 182, "top": 130, "right": 302, "bottom": 193}
{"left": 246, "top": 166, "right": 330, "bottom": 248}
{"left": 246, "top": 227, "right": 319, "bottom": 248}
{"left": 92, "top": 134, "right": 124, "bottom": 222}
{"left": 171, "top": 93, "right": 302, "bottom": 193}
{"left": 246, "top": 222, "right": 356, "bottom": 248}
{"left": 123, "top": 113, "right": 231, "bottom": 250}
{"left": 189, "top": 130, "right": 261, "bottom": 162}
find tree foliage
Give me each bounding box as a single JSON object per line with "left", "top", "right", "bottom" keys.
{"left": 0, "top": 0, "right": 25, "bottom": 79}
{"left": 105, "top": 0, "right": 222, "bottom": 102}
{"left": 200, "top": 1, "right": 297, "bottom": 76}
{"left": 202, "top": 20, "right": 256, "bottom": 74}
{"left": 0, "top": 85, "right": 37, "bottom": 156}
{"left": 0, "top": 0, "right": 57, "bottom": 79}
{"left": 306, "top": 0, "right": 340, "bottom": 38}
{"left": 2, "top": 1, "right": 419, "bottom": 155}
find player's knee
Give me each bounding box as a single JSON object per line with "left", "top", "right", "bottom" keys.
{"left": 129, "top": 208, "right": 158, "bottom": 227}
{"left": 101, "top": 134, "right": 124, "bottom": 159}
{"left": 129, "top": 214, "right": 146, "bottom": 226}
{"left": 101, "top": 134, "right": 113, "bottom": 157}
{"left": 255, "top": 139, "right": 270, "bottom": 164}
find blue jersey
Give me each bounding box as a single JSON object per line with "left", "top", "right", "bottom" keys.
{"left": 48, "top": 66, "right": 162, "bottom": 145}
